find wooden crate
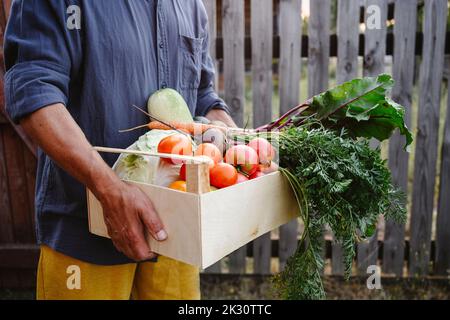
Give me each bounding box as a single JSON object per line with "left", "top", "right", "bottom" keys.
{"left": 87, "top": 161, "right": 298, "bottom": 269}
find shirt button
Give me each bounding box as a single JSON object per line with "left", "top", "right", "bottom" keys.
{"left": 159, "top": 42, "right": 164, "bottom": 49}
{"left": 161, "top": 82, "right": 167, "bottom": 89}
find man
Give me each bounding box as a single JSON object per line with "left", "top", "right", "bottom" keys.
{"left": 4, "top": 0, "right": 235, "bottom": 299}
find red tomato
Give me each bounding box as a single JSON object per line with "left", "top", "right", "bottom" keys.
{"left": 158, "top": 134, "right": 193, "bottom": 164}
{"left": 224, "top": 145, "right": 259, "bottom": 176}
{"left": 179, "top": 163, "right": 186, "bottom": 180}
{"left": 249, "top": 171, "right": 265, "bottom": 180}
{"left": 258, "top": 161, "right": 279, "bottom": 174}
{"left": 210, "top": 163, "right": 238, "bottom": 188}
{"left": 248, "top": 138, "right": 275, "bottom": 164}
{"left": 195, "top": 143, "right": 223, "bottom": 164}
{"left": 236, "top": 173, "right": 249, "bottom": 184}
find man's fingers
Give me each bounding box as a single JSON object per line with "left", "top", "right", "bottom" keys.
{"left": 138, "top": 198, "right": 167, "bottom": 242}
{"left": 125, "top": 227, "right": 155, "bottom": 261}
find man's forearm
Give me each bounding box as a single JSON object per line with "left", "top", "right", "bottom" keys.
{"left": 206, "top": 108, "right": 237, "bottom": 128}
{"left": 20, "top": 104, "right": 120, "bottom": 200}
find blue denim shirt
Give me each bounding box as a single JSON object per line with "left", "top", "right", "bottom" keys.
{"left": 4, "top": 0, "right": 228, "bottom": 265}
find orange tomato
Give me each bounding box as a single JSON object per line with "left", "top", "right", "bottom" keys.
{"left": 158, "top": 134, "right": 193, "bottom": 164}
{"left": 195, "top": 143, "right": 223, "bottom": 164}
{"left": 210, "top": 163, "right": 238, "bottom": 189}
{"left": 168, "top": 180, "right": 187, "bottom": 192}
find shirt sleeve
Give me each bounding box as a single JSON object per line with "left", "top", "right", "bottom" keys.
{"left": 4, "top": 0, "right": 82, "bottom": 124}
{"left": 195, "top": 20, "right": 230, "bottom": 118}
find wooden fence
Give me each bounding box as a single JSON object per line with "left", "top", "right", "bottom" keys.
{"left": 1, "top": 0, "right": 450, "bottom": 289}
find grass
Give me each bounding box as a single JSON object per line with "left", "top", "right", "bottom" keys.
{"left": 3, "top": 275, "right": 449, "bottom": 300}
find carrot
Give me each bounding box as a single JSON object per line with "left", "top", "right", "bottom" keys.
{"left": 147, "top": 120, "right": 224, "bottom": 134}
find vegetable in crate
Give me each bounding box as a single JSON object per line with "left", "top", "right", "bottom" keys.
{"left": 117, "top": 75, "right": 410, "bottom": 300}
{"left": 231, "top": 74, "right": 411, "bottom": 300}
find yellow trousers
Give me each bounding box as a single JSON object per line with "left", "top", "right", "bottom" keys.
{"left": 36, "top": 245, "right": 200, "bottom": 300}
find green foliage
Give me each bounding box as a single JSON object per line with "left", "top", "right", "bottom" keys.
{"left": 273, "top": 126, "right": 407, "bottom": 300}
{"left": 309, "top": 74, "right": 413, "bottom": 150}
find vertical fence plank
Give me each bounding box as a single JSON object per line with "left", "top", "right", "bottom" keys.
{"left": 3, "top": 127, "right": 33, "bottom": 243}
{"left": 0, "top": 128, "right": 14, "bottom": 243}
{"left": 251, "top": 0, "right": 273, "bottom": 275}
{"left": 357, "top": 0, "right": 388, "bottom": 275}
{"left": 308, "top": 0, "right": 330, "bottom": 96}
{"left": 362, "top": 0, "right": 387, "bottom": 77}
{"left": 202, "top": 0, "right": 221, "bottom": 274}
{"left": 222, "top": 0, "right": 246, "bottom": 273}
{"left": 336, "top": 0, "right": 360, "bottom": 84}
{"left": 251, "top": 0, "right": 273, "bottom": 128}
{"left": 409, "top": 0, "right": 448, "bottom": 276}
{"left": 222, "top": 0, "right": 245, "bottom": 128}
{"left": 278, "top": 0, "right": 302, "bottom": 270}
{"left": 23, "top": 147, "right": 36, "bottom": 243}
{"left": 384, "top": 0, "right": 417, "bottom": 277}
{"left": 332, "top": 0, "right": 361, "bottom": 275}
{"left": 202, "top": 0, "right": 219, "bottom": 92}
{"left": 435, "top": 78, "right": 450, "bottom": 275}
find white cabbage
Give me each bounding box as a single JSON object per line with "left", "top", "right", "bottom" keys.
{"left": 113, "top": 130, "right": 181, "bottom": 187}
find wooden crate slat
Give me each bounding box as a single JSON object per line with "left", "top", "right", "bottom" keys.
{"left": 250, "top": 0, "right": 273, "bottom": 275}
{"left": 331, "top": 0, "right": 361, "bottom": 276}
{"left": 409, "top": 0, "right": 448, "bottom": 276}
{"left": 307, "top": 0, "right": 330, "bottom": 96}
{"left": 435, "top": 78, "right": 450, "bottom": 275}
{"left": 384, "top": 0, "right": 417, "bottom": 277}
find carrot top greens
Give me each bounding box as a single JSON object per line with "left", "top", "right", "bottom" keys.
{"left": 255, "top": 75, "right": 411, "bottom": 299}
{"left": 273, "top": 126, "right": 406, "bottom": 299}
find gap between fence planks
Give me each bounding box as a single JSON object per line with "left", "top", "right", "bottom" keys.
{"left": 278, "top": 0, "right": 302, "bottom": 271}
{"left": 384, "top": 0, "right": 417, "bottom": 277}
{"left": 222, "top": 0, "right": 246, "bottom": 274}
{"left": 409, "top": 0, "right": 448, "bottom": 276}
{"left": 332, "top": 0, "right": 361, "bottom": 276}
{"left": 251, "top": 0, "right": 273, "bottom": 275}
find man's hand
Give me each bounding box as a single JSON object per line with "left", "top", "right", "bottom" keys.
{"left": 206, "top": 108, "right": 237, "bottom": 128}
{"left": 20, "top": 103, "right": 167, "bottom": 261}
{"left": 98, "top": 180, "right": 167, "bottom": 261}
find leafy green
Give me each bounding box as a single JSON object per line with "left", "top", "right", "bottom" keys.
{"left": 113, "top": 129, "right": 177, "bottom": 184}
{"left": 273, "top": 126, "right": 406, "bottom": 300}
{"left": 308, "top": 74, "right": 412, "bottom": 150}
